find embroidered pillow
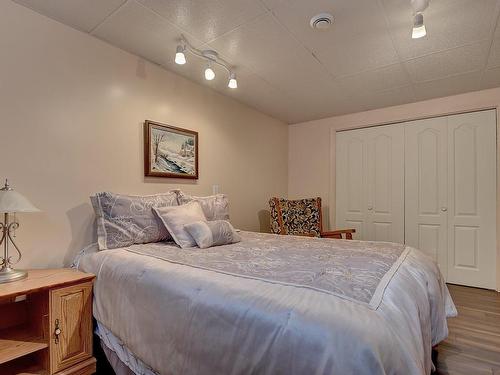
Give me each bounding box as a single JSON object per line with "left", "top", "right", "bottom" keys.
{"left": 91, "top": 191, "right": 179, "bottom": 250}
{"left": 177, "top": 192, "right": 229, "bottom": 221}
{"left": 184, "top": 220, "right": 241, "bottom": 249}
{"left": 153, "top": 201, "right": 207, "bottom": 248}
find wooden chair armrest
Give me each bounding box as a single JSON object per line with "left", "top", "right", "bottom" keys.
{"left": 321, "top": 229, "right": 356, "bottom": 240}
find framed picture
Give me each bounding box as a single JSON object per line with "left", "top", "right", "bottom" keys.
{"left": 144, "top": 120, "right": 199, "bottom": 179}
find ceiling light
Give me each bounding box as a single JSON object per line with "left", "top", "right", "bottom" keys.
{"left": 175, "top": 45, "right": 186, "bottom": 65}
{"left": 204, "top": 64, "right": 215, "bottom": 80}
{"left": 175, "top": 35, "right": 237, "bottom": 88}
{"left": 228, "top": 73, "right": 237, "bottom": 89}
{"left": 412, "top": 13, "right": 426, "bottom": 39}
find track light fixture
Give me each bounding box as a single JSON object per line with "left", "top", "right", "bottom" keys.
{"left": 175, "top": 45, "right": 186, "bottom": 65}
{"left": 174, "top": 35, "right": 238, "bottom": 89}
{"left": 410, "top": 0, "right": 429, "bottom": 39}
{"left": 228, "top": 72, "right": 238, "bottom": 89}
{"left": 412, "top": 13, "right": 426, "bottom": 39}
{"left": 204, "top": 63, "right": 216, "bottom": 81}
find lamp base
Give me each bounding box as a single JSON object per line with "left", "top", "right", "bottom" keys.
{"left": 0, "top": 267, "right": 28, "bottom": 283}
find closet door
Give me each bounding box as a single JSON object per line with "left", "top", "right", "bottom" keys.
{"left": 364, "top": 125, "right": 404, "bottom": 243}
{"left": 446, "top": 110, "right": 497, "bottom": 289}
{"left": 405, "top": 117, "right": 448, "bottom": 277}
{"left": 336, "top": 125, "right": 404, "bottom": 243}
{"left": 336, "top": 129, "right": 368, "bottom": 240}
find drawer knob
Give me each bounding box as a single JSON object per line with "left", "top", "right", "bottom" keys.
{"left": 54, "top": 319, "right": 62, "bottom": 344}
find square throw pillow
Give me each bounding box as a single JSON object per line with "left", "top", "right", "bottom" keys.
{"left": 184, "top": 220, "right": 241, "bottom": 249}
{"left": 91, "top": 191, "right": 179, "bottom": 250}
{"left": 153, "top": 201, "right": 207, "bottom": 248}
{"left": 177, "top": 192, "right": 229, "bottom": 221}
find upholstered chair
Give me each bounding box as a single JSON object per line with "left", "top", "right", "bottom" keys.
{"left": 269, "top": 197, "right": 355, "bottom": 239}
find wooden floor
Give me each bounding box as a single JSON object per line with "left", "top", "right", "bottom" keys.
{"left": 435, "top": 284, "right": 500, "bottom": 375}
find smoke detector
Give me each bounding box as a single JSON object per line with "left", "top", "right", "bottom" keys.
{"left": 310, "top": 13, "right": 333, "bottom": 30}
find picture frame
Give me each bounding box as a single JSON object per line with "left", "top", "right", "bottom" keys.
{"left": 144, "top": 120, "right": 199, "bottom": 179}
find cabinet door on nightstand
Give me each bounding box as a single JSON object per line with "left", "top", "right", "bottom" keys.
{"left": 50, "top": 282, "right": 93, "bottom": 374}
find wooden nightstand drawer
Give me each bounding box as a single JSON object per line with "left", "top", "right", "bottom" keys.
{"left": 50, "top": 282, "right": 93, "bottom": 374}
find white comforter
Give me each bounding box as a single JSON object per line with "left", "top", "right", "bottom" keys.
{"left": 77, "top": 232, "right": 456, "bottom": 375}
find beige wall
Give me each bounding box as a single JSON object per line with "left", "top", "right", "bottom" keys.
{"left": 289, "top": 87, "right": 500, "bottom": 290}
{"left": 0, "top": 1, "right": 288, "bottom": 269}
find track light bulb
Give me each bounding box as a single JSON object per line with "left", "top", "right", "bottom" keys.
{"left": 228, "top": 73, "right": 238, "bottom": 89}
{"left": 175, "top": 45, "right": 186, "bottom": 65}
{"left": 205, "top": 64, "right": 215, "bottom": 80}
{"left": 412, "top": 13, "right": 426, "bottom": 39}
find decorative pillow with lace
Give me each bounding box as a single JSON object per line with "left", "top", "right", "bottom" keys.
{"left": 184, "top": 220, "right": 241, "bottom": 249}
{"left": 91, "top": 191, "right": 179, "bottom": 250}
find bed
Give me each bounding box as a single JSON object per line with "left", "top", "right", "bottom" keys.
{"left": 75, "top": 230, "right": 456, "bottom": 375}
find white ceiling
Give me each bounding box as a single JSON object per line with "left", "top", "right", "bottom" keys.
{"left": 13, "top": 0, "right": 500, "bottom": 124}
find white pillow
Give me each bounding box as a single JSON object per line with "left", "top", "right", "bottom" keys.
{"left": 153, "top": 201, "right": 207, "bottom": 248}
{"left": 184, "top": 220, "right": 241, "bottom": 249}
{"left": 177, "top": 192, "right": 229, "bottom": 221}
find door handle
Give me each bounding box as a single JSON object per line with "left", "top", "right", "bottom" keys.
{"left": 441, "top": 207, "right": 448, "bottom": 212}
{"left": 367, "top": 206, "right": 373, "bottom": 211}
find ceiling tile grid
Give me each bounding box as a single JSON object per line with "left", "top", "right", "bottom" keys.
{"left": 10, "top": 0, "right": 500, "bottom": 123}
{"left": 404, "top": 41, "right": 491, "bottom": 83}
{"left": 13, "top": 0, "right": 127, "bottom": 33}
{"left": 414, "top": 71, "right": 483, "bottom": 101}
{"left": 136, "top": 0, "right": 267, "bottom": 43}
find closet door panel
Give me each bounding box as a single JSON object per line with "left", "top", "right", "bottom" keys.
{"left": 336, "top": 130, "right": 367, "bottom": 240}
{"left": 405, "top": 117, "right": 448, "bottom": 276}
{"left": 364, "top": 125, "right": 405, "bottom": 243}
{"left": 447, "top": 110, "right": 497, "bottom": 289}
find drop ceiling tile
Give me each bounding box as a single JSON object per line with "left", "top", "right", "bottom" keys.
{"left": 413, "top": 71, "right": 482, "bottom": 101}
{"left": 268, "top": 0, "right": 399, "bottom": 76}
{"left": 205, "top": 66, "right": 301, "bottom": 123}
{"left": 360, "top": 85, "right": 416, "bottom": 112}
{"left": 487, "top": 38, "right": 500, "bottom": 68}
{"left": 481, "top": 66, "right": 500, "bottom": 89}
{"left": 288, "top": 86, "right": 351, "bottom": 121}
{"left": 175, "top": 64, "right": 301, "bottom": 122}
{"left": 92, "top": 1, "right": 192, "bottom": 67}
{"left": 260, "top": 0, "right": 285, "bottom": 11}
{"left": 12, "top": 0, "right": 127, "bottom": 32}
{"left": 333, "top": 63, "right": 410, "bottom": 97}
{"left": 316, "top": 33, "right": 400, "bottom": 77}
{"left": 136, "top": 0, "right": 267, "bottom": 43}
{"left": 404, "top": 41, "right": 490, "bottom": 83}
{"left": 382, "top": 0, "right": 499, "bottom": 60}
{"left": 209, "top": 13, "right": 336, "bottom": 99}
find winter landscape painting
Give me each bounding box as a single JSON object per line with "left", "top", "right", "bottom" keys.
{"left": 144, "top": 120, "right": 198, "bottom": 179}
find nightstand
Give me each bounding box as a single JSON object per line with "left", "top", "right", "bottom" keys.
{"left": 0, "top": 269, "right": 96, "bottom": 374}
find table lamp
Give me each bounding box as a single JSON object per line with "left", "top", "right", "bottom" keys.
{"left": 0, "top": 179, "right": 40, "bottom": 283}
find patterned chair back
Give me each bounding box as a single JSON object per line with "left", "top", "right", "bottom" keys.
{"left": 269, "top": 197, "right": 323, "bottom": 237}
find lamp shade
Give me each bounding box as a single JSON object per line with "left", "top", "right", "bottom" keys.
{"left": 0, "top": 181, "right": 39, "bottom": 213}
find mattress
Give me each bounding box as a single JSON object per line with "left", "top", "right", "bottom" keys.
{"left": 76, "top": 231, "right": 456, "bottom": 375}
